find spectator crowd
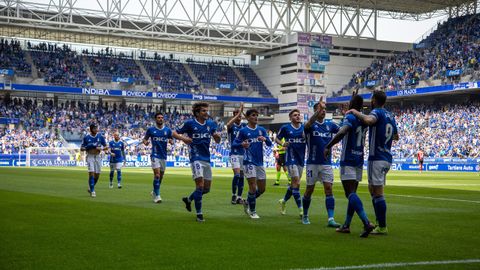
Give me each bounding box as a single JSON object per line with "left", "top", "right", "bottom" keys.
{"left": 1, "top": 97, "right": 479, "bottom": 160}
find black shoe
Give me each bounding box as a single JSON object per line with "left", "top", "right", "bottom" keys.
{"left": 182, "top": 197, "right": 192, "bottom": 212}
{"left": 360, "top": 222, "right": 376, "bottom": 238}
{"left": 196, "top": 214, "right": 205, "bottom": 222}
{"left": 236, "top": 197, "right": 244, "bottom": 204}
{"left": 231, "top": 195, "right": 237, "bottom": 204}
{"left": 273, "top": 182, "right": 280, "bottom": 186}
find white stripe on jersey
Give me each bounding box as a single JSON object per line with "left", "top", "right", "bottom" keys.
{"left": 341, "top": 133, "right": 348, "bottom": 161}
{"left": 369, "top": 126, "right": 376, "bottom": 156}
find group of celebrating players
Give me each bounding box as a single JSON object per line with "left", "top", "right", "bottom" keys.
{"left": 80, "top": 90, "right": 398, "bottom": 238}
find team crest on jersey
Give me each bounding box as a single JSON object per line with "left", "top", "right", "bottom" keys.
{"left": 194, "top": 127, "right": 198, "bottom": 130}
{"left": 207, "top": 126, "right": 210, "bottom": 132}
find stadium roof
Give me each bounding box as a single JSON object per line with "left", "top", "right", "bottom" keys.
{"left": 306, "top": 0, "right": 474, "bottom": 15}
{"left": 0, "top": 0, "right": 478, "bottom": 50}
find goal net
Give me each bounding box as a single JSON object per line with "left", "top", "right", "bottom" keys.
{"left": 25, "top": 147, "right": 83, "bottom": 167}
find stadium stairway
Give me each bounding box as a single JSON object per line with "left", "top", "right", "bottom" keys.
{"left": 232, "top": 67, "right": 247, "bottom": 85}
{"left": 81, "top": 56, "right": 98, "bottom": 83}
{"left": 23, "top": 51, "right": 38, "bottom": 79}
{"left": 183, "top": 63, "right": 201, "bottom": 86}
{"left": 135, "top": 59, "right": 154, "bottom": 85}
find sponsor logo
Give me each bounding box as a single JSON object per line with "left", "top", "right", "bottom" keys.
{"left": 155, "top": 92, "right": 178, "bottom": 99}
{"left": 122, "top": 91, "right": 148, "bottom": 97}
{"left": 192, "top": 94, "right": 203, "bottom": 100}
{"left": 286, "top": 138, "right": 306, "bottom": 143}
{"left": 32, "top": 159, "right": 77, "bottom": 166}
{"left": 204, "top": 95, "right": 218, "bottom": 100}
{"left": 115, "top": 77, "right": 132, "bottom": 83}
{"left": 192, "top": 133, "right": 211, "bottom": 139}
{"left": 152, "top": 137, "right": 169, "bottom": 142}
{"left": 82, "top": 88, "right": 110, "bottom": 95}
{"left": 312, "top": 131, "right": 331, "bottom": 138}
{"left": 397, "top": 89, "right": 417, "bottom": 96}
{"left": 174, "top": 161, "right": 190, "bottom": 167}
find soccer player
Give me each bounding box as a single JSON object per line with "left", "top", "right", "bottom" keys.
{"left": 108, "top": 131, "right": 125, "bottom": 189}
{"left": 173, "top": 102, "right": 221, "bottom": 222}
{"left": 417, "top": 148, "right": 424, "bottom": 173}
{"left": 277, "top": 109, "right": 306, "bottom": 217}
{"left": 226, "top": 102, "right": 246, "bottom": 204}
{"left": 273, "top": 138, "right": 290, "bottom": 185}
{"left": 301, "top": 101, "right": 341, "bottom": 227}
{"left": 233, "top": 108, "right": 272, "bottom": 219}
{"left": 346, "top": 90, "right": 399, "bottom": 235}
{"left": 324, "top": 93, "right": 375, "bottom": 237}
{"left": 80, "top": 123, "right": 107, "bottom": 198}
{"left": 143, "top": 112, "right": 173, "bottom": 203}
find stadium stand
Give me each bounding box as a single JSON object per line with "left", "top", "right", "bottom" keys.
{"left": 140, "top": 58, "right": 198, "bottom": 92}
{"left": 187, "top": 60, "right": 240, "bottom": 90}
{"left": 0, "top": 39, "right": 31, "bottom": 77}
{"left": 339, "top": 14, "right": 480, "bottom": 95}
{"left": 29, "top": 42, "right": 91, "bottom": 87}
{"left": 85, "top": 50, "right": 148, "bottom": 85}
{"left": 236, "top": 65, "right": 273, "bottom": 98}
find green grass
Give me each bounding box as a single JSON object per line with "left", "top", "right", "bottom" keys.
{"left": 1, "top": 167, "right": 479, "bottom": 270}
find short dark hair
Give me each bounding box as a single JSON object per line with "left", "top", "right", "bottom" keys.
{"left": 154, "top": 112, "right": 163, "bottom": 118}
{"left": 192, "top": 102, "right": 209, "bottom": 116}
{"left": 245, "top": 108, "right": 259, "bottom": 117}
{"left": 349, "top": 95, "right": 364, "bottom": 111}
{"left": 289, "top": 109, "right": 300, "bottom": 117}
{"left": 372, "top": 90, "right": 387, "bottom": 106}
{"left": 89, "top": 123, "right": 97, "bottom": 130}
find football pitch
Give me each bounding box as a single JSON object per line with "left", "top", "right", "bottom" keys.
{"left": 1, "top": 167, "right": 479, "bottom": 270}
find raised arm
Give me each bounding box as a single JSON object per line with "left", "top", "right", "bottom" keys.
{"left": 304, "top": 110, "right": 320, "bottom": 130}
{"left": 226, "top": 103, "right": 244, "bottom": 129}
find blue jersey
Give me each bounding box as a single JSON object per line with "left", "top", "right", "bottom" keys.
{"left": 368, "top": 108, "right": 398, "bottom": 163}
{"left": 233, "top": 125, "right": 272, "bottom": 166}
{"left": 228, "top": 122, "right": 246, "bottom": 156}
{"left": 144, "top": 125, "right": 172, "bottom": 160}
{"left": 81, "top": 133, "right": 107, "bottom": 151}
{"left": 109, "top": 140, "right": 125, "bottom": 163}
{"left": 277, "top": 124, "right": 306, "bottom": 166}
{"left": 176, "top": 119, "right": 217, "bottom": 162}
{"left": 340, "top": 114, "right": 367, "bottom": 167}
{"left": 305, "top": 120, "right": 339, "bottom": 165}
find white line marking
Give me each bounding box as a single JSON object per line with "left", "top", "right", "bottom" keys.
{"left": 292, "top": 259, "right": 480, "bottom": 270}
{"left": 388, "top": 194, "right": 480, "bottom": 204}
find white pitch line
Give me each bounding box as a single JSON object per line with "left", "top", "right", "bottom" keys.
{"left": 292, "top": 259, "right": 480, "bottom": 270}
{"left": 388, "top": 193, "right": 480, "bottom": 204}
